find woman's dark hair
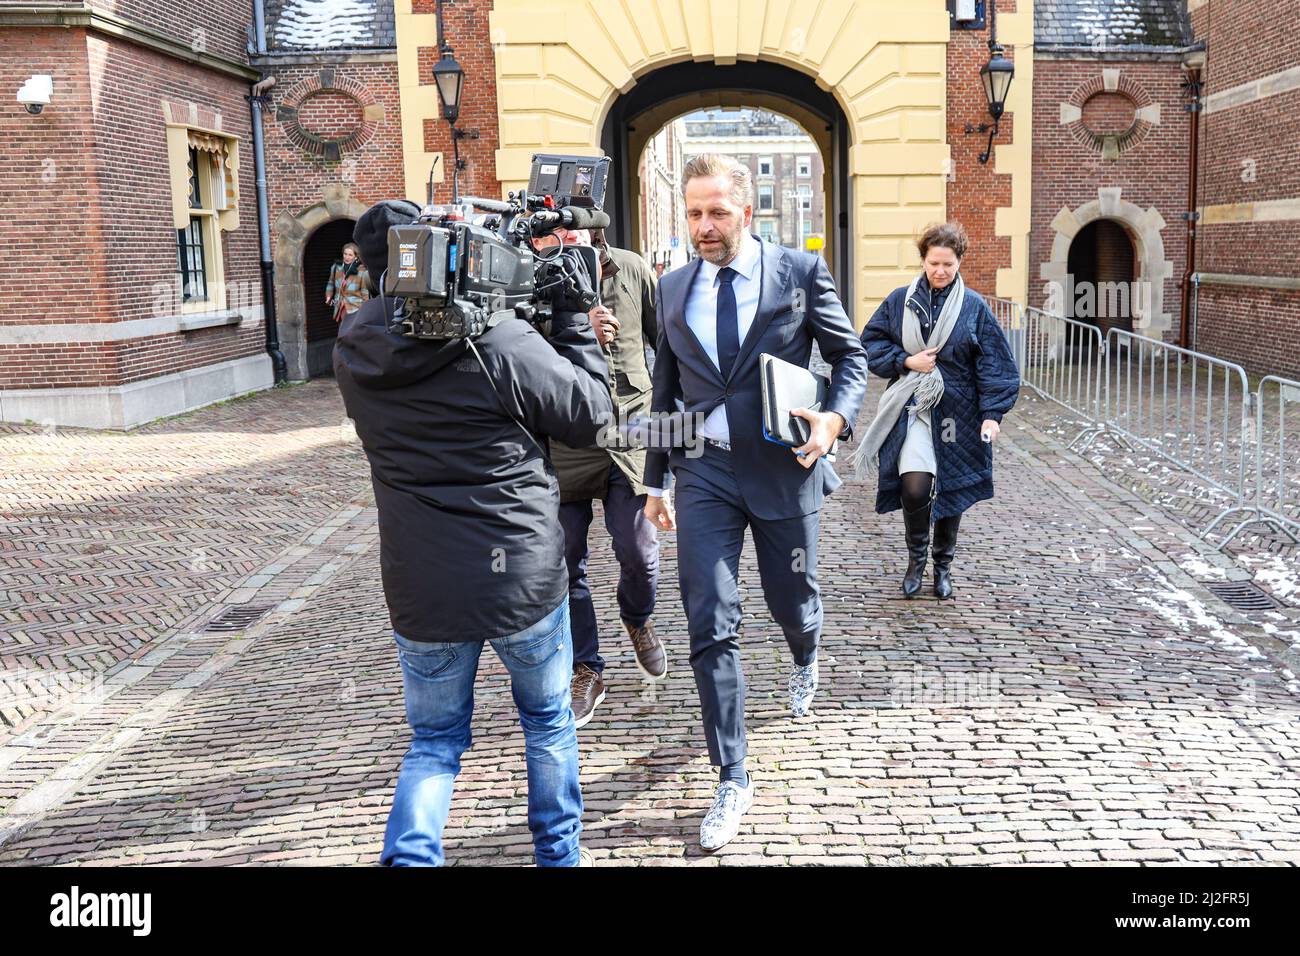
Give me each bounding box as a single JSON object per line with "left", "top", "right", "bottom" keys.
{"left": 917, "top": 221, "right": 969, "bottom": 260}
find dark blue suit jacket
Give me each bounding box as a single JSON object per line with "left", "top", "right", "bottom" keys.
{"left": 644, "top": 239, "right": 869, "bottom": 520}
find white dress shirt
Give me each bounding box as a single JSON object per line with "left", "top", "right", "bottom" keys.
{"left": 645, "top": 233, "right": 763, "bottom": 497}
{"left": 687, "top": 232, "right": 763, "bottom": 443}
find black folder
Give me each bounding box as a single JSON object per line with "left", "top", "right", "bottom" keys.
{"left": 760, "top": 352, "right": 834, "bottom": 457}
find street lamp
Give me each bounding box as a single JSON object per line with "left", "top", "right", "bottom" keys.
{"left": 430, "top": 47, "right": 477, "bottom": 202}
{"left": 431, "top": 51, "right": 463, "bottom": 125}
{"left": 964, "top": 0, "right": 1015, "bottom": 164}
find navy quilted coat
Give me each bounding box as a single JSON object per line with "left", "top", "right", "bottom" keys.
{"left": 860, "top": 282, "right": 1020, "bottom": 519}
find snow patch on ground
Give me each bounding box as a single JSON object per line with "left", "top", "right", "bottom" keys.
{"left": 1132, "top": 567, "right": 1265, "bottom": 662}
{"left": 1176, "top": 552, "right": 1229, "bottom": 581}
{"left": 1237, "top": 553, "right": 1300, "bottom": 603}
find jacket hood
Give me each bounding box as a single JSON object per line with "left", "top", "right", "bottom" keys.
{"left": 333, "top": 296, "right": 468, "bottom": 390}
{"left": 353, "top": 199, "right": 422, "bottom": 276}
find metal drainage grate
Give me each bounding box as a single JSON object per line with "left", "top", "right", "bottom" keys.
{"left": 204, "top": 605, "right": 272, "bottom": 632}
{"left": 1205, "top": 581, "right": 1281, "bottom": 612}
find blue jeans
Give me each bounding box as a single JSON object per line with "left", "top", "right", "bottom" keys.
{"left": 380, "top": 600, "right": 583, "bottom": 867}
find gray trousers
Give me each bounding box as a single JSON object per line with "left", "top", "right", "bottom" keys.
{"left": 673, "top": 443, "right": 822, "bottom": 769}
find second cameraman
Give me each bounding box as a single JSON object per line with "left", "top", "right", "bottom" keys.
{"left": 533, "top": 226, "right": 667, "bottom": 729}
{"left": 336, "top": 200, "right": 615, "bottom": 867}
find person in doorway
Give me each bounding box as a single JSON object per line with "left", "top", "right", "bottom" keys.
{"left": 326, "top": 241, "right": 370, "bottom": 324}
{"left": 856, "top": 221, "right": 1020, "bottom": 600}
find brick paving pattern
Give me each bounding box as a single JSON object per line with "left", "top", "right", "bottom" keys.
{"left": 1, "top": 378, "right": 1298, "bottom": 865}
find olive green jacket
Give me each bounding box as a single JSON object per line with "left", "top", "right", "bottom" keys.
{"left": 551, "top": 246, "right": 657, "bottom": 502}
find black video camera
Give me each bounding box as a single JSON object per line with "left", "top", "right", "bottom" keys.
{"left": 384, "top": 154, "right": 612, "bottom": 339}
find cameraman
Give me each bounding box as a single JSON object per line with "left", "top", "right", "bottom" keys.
{"left": 334, "top": 200, "right": 614, "bottom": 868}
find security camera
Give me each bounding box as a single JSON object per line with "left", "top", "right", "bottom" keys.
{"left": 18, "top": 75, "right": 52, "bottom": 115}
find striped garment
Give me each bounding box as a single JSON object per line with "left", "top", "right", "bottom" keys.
{"left": 325, "top": 262, "right": 371, "bottom": 320}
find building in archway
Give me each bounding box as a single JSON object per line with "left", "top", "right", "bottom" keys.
{"left": 681, "top": 109, "right": 826, "bottom": 254}
{"left": 3, "top": 0, "right": 1298, "bottom": 428}
{"left": 638, "top": 119, "right": 688, "bottom": 272}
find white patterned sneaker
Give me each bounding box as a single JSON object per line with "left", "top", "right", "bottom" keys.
{"left": 699, "top": 779, "right": 755, "bottom": 851}
{"left": 789, "top": 656, "right": 819, "bottom": 717}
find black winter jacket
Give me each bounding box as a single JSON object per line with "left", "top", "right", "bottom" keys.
{"left": 334, "top": 297, "right": 613, "bottom": 642}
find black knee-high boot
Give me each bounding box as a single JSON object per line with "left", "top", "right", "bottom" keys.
{"left": 901, "top": 501, "right": 931, "bottom": 598}
{"left": 932, "top": 514, "right": 962, "bottom": 600}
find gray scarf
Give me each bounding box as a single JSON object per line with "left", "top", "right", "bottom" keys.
{"left": 851, "top": 272, "right": 966, "bottom": 477}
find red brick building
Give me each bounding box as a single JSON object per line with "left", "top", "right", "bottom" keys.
{"left": 1030, "top": 0, "right": 1196, "bottom": 343}
{"left": 1187, "top": 0, "right": 1300, "bottom": 378}
{"left": 1, "top": 1, "right": 1296, "bottom": 429}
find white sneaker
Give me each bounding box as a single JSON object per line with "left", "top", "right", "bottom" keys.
{"left": 789, "top": 656, "right": 819, "bottom": 717}
{"left": 699, "top": 779, "right": 755, "bottom": 851}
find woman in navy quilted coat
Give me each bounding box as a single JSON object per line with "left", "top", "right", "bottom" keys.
{"left": 857, "top": 222, "right": 1020, "bottom": 600}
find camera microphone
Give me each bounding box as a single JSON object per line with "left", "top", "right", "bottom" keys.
{"left": 558, "top": 206, "right": 610, "bottom": 230}
{"left": 528, "top": 206, "right": 611, "bottom": 234}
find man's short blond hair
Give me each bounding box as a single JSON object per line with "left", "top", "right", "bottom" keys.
{"left": 681, "top": 153, "right": 753, "bottom": 208}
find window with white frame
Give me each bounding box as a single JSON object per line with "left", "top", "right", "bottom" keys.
{"left": 758, "top": 183, "right": 774, "bottom": 211}
{"left": 757, "top": 219, "right": 777, "bottom": 242}
{"left": 797, "top": 184, "right": 812, "bottom": 211}
{"left": 797, "top": 156, "right": 811, "bottom": 177}
{"left": 758, "top": 156, "right": 773, "bottom": 177}
{"left": 166, "top": 125, "right": 239, "bottom": 311}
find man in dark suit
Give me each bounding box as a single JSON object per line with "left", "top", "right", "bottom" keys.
{"left": 641, "top": 153, "right": 869, "bottom": 850}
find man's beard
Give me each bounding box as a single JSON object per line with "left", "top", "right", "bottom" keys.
{"left": 691, "top": 226, "right": 743, "bottom": 265}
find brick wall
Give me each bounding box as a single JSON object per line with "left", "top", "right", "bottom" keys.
{"left": 96, "top": 0, "right": 252, "bottom": 65}
{"left": 945, "top": 1, "right": 1017, "bottom": 299}
{"left": 0, "top": 28, "right": 265, "bottom": 390}
{"left": 1191, "top": 0, "right": 1300, "bottom": 379}
{"left": 1028, "top": 56, "right": 1190, "bottom": 342}
{"left": 263, "top": 61, "right": 405, "bottom": 216}
{"left": 414, "top": 0, "right": 501, "bottom": 203}
{"left": 0, "top": 28, "right": 111, "bottom": 336}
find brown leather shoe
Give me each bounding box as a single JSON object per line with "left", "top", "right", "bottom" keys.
{"left": 569, "top": 664, "right": 606, "bottom": 729}
{"left": 624, "top": 618, "right": 667, "bottom": 680}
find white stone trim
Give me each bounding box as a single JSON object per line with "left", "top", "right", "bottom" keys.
{"left": 1200, "top": 196, "right": 1300, "bottom": 224}
{"left": 1039, "top": 185, "right": 1176, "bottom": 336}
{"left": 1204, "top": 64, "right": 1300, "bottom": 115}
{"left": 0, "top": 353, "right": 273, "bottom": 430}
{"left": 0, "top": 307, "right": 262, "bottom": 345}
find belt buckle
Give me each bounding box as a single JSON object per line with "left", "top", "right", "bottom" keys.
{"left": 706, "top": 437, "right": 731, "bottom": 452}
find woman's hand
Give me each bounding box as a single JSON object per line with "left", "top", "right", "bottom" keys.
{"left": 904, "top": 347, "right": 939, "bottom": 373}
{"left": 981, "top": 419, "right": 1001, "bottom": 443}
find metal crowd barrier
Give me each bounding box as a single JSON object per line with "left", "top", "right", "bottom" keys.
{"left": 987, "top": 296, "right": 1027, "bottom": 374}
{"left": 1090, "top": 329, "right": 1252, "bottom": 512}
{"left": 1202, "top": 375, "right": 1300, "bottom": 548}
{"left": 988, "top": 296, "right": 1294, "bottom": 551}
{"left": 1018, "top": 306, "right": 1105, "bottom": 425}
{"left": 989, "top": 297, "right": 1105, "bottom": 430}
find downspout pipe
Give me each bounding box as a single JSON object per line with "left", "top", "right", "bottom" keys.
{"left": 1179, "top": 64, "right": 1203, "bottom": 350}
{"left": 251, "top": 0, "right": 288, "bottom": 383}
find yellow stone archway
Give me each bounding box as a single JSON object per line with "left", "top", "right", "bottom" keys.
{"left": 395, "top": 0, "right": 1034, "bottom": 325}
{"left": 489, "top": 0, "right": 950, "bottom": 327}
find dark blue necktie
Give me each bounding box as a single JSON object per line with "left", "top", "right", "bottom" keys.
{"left": 716, "top": 266, "right": 739, "bottom": 379}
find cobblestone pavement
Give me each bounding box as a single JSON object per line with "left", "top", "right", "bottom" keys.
{"left": 1, "top": 378, "right": 1298, "bottom": 866}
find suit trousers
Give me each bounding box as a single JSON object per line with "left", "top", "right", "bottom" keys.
{"left": 673, "top": 442, "right": 821, "bottom": 768}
